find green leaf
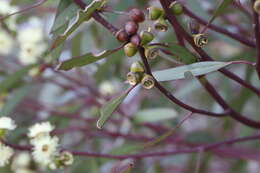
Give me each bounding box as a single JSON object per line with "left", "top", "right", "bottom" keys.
{"left": 0, "top": 65, "right": 35, "bottom": 93}
{"left": 204, "top": 0, "right": 233, "bottom": 29}
{"left": 57, "top": 47, "right": 122, "bottom": 71}
{"left": 0, "top": 85, "right": 30, "bottom": 117}
{"left": 50, "top": 0, "right": 105, "bottom": 50}
{"left": 97, "top": 87, "right": 133, "bottom": 129}
{"left": 168, "top": 44, "right": 197, "bottom": 64}
{"left": 153, "top": 61, "right": 232, "bottom": 82}
{"left": 133, "top": 108, "right": 177, "bottom": 123}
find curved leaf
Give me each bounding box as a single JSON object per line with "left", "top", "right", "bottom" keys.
{"left": 153, "top": 61, "right": 232, "bottom": 82}
{"left": 57, "top": 46, "right": 122, "bottom": 71}
{"left": 97, "top": 87, "right": 134, "bottom": 129}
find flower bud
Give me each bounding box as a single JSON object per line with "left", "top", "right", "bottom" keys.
{"left": 169, "top": 1, "right": 183, "bottom": 15}
{"left": 129, "top": 8, "right": 145, "bottom": 23}
{"left": 148, "top": 7, "right": 164, "bottom": 20}
{"left": 130, "top": 61, "right": 144, "bottom": 73}
{"left": 115, "top": 29, "right": 129, "bottom": 42}
{"left": 189, "top": 19, "right": 200, "bottom": 35}
{"left": 254, "top": 0, "right": 260, "bottom": 14}
{"left": 130, "top": 34, "right": 141, "bottom": 46}
{"left": 127, "top": 72, "right": 142, "bottom": 85}
{"left": 141, "top": 74, "right": 155, "bottom": 89}
{"left": 125, "top": 21, "right": 139, "bottom": 35}
{"left": 124, "top": 43, "right": 138, "bottom": 57}
{"left": 145, "top": 47, "right": 160, "bottom": 60}
{"left": 140, "top": 30, "right": 154, "bottom": 46}
{"left": 154, "top": 18, "right": 168, "bottom": 32}
{"left": 193, "top": 33, "right": 208, "bottom": 47}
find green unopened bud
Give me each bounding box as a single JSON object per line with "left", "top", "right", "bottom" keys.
{"left": 148, "top": 7, "right": 164, "bottom": 20}
{"left": 169, "top": 1, "right": 183, "bottom": 15}
{"left": 141, "top": 74, "right": 155, "bottom": 89}
{"left": 140, "top": 30, "right": 154, "bottom": 46}
{"left": 130, "top": 61, "right": 144, "bottom": 73}
{"left": 193, "top": 33, "right": 208, "bottom": 47}
{"left": 154, "top": 18, "right": 168, "bottom": 32}
{"left": 124, "top": 43, "right": 137, "bottom": 57}
{"left": 254, "top": 0, "right": 260, "bottom": 14}
{"left": 49, "top": 151, "right": 74, "bottom": 170}
{"left": 145, "top": 47, "right": 160, "bottom": 60}
{"left": 127, "top": 72, "right": 142, "bottom": 85}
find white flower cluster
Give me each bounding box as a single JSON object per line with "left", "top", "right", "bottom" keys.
{"left": 0, "top": 1, "right": 47, "bottom": 64}
{"left": 28, "top": 122, "right": 74, "bottom": 169}
{"left": 18, "top": 18, "right": 47, "bottom": 65}
{"left": 0, "top": 118, "right": 74, "bottom": 170}
{"left": 11, "top": 152, "right": 35, "bottom": 173}
{"left": 0, "top": 117, "right": 16, "bottom": 167}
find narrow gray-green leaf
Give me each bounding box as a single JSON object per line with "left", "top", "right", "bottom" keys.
{"left": 50, "top": 0, "right": 105, "bottom": 50}
{"left": 0, "top": 65, "right": 35, "bottom": 93}
{"left": 57, "top": 46, "right": 122, "bottom": 71}
{"left": 0, "top": 85, "right": 30, "bottom": 117}
{"left": 153, "top": 61, "right": 232, "bottom": 82}
{"left": 97, "top": 87, "right": 133, "bottom": 129}
{"left": 134, "top": 108, "right": 177, "bottom": 123}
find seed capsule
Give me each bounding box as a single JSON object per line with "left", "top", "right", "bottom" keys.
{"left": 189, "top": 19, "right": 200, "bottom": 35}
{"left": 130, "top": 34, "right": 141, "bottom": 46}
{"left": 127, "top": 72, "right": 142, "bottom": 85}
{"left": 125, "top": 21, "right": 139, "bottom": 35}
{"left": 169, "top": 1, "right": 183, "bottom": 15}
{"left": 130, "top": 61, "right": 144, "bottom": 73}
{"left": 154, "top": 18, "right": 168, "bottom": 32}
{"left": 148, "top": 6, "right": 164, "bottom": 20}
{"left": 141, "top": 74, "right": 155, "bottom": 89}
{"left": 124, "top": 43, "right": 138, "bottom": 57}
{"left": 140, "top": 30, "right": 154, "bottom": 46}
{"left": 254, "top": 0, "right": 260, "bottom": 14}
{"left": 145, "top": 47, "right": 160, "bottom": 59}
{"left": 193, "top": 34, "right": 208, "bottom": 47}
{"left": 115, "top": 29, "right": 129, "bottom": 42}
{"left": 129, "top": 8, "right": 145, "bottom": 23}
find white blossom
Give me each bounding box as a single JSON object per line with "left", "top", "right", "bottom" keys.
{"left": 18, "top": 42, "right": 47, "bottom": 65}
{"left": 17, "top": 27, "right": 45, "bottom": 44}
{"left": 11, "top": 152, "right": 31, "bottom": 169}
{"left": 0, "top": 1, "right": 18, "bottom": 30}
{"left": 0, "top": 117, "right": 16, "bottom": 131}
{"left": 0, "top": 142, "right": 14, "bottom": 167}
{"left": 28, "top": 122, "right": 54, "bottom": 138}
{"left": 31, "top": 135, "right": 59, "bottom": 166}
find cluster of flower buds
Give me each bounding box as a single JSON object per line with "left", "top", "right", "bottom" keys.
{"left": 148, "top": 1, "right": 183, "bottom": 32}
{"left": 116, "top": 8, "right": 155, "bottom": 57}
{"left": 127, "top": 61, "right": 155, "bottom": 89}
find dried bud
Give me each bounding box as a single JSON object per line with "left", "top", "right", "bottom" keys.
{"left": 145, "top": 47, "right": 160, "bottom": 59}
{"left": 189, "top": 19, "right": 200, "bottom": 35}
{"left": 115, "top": 29, "right": 129, "bottom": 42}
{"left": 127, "top": 72, "right": 142, "bottom": 85}
{"left": 141, "top": 74, "right": 155, "bottom": 89}
{"left": 130, "top": 61, "right": 144, "bottom": 73}
{"left": 125, "top": 21, "right": 139, "bottom": 35}
{"left": 254, "top": 0, "right": 260, "bottom": 14}
{"left": 169, "top": 1, "right": 183, "bottom": 15}
{"left": 154, "top": 18, "right": 168, "bottom": 32}
{"left": 140, "top": 30, "right": 154, "bottom": 46}
{"left": 193, "top": 33, "right": 208, "bottom": 47}
{"left": 129, "top": 8, "right": 145, "bottom": 23}
{"left": 130, "top": 34, "right": 141, "bottom": 46}
{"left": 148, "top": 6, "right": 164, "bottom": 20}
{"left": 124, "top": 43, "right": 138, "bottom": 57}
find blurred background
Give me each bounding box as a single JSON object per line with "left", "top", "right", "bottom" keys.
{"left": 0, "top": 0, "right": 259, "bottom": 172}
